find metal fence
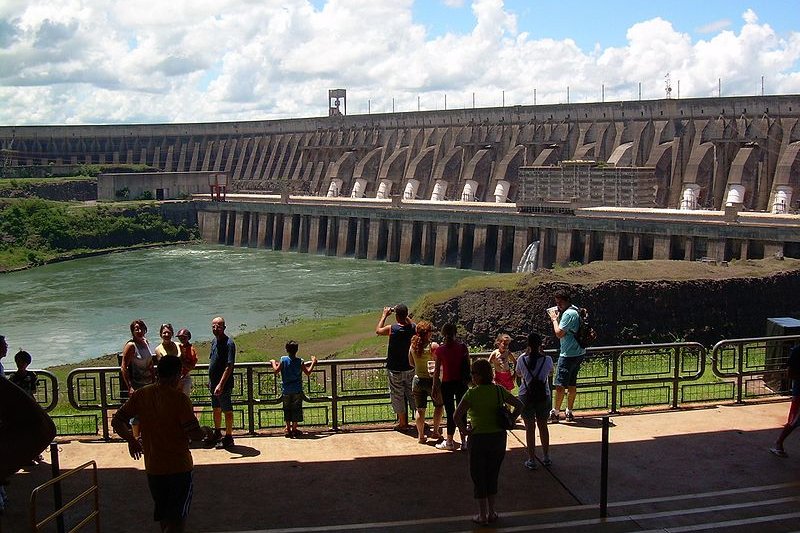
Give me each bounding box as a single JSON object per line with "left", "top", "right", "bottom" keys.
{"left": 27, "top": 335, "right": 800, "bottom": 439}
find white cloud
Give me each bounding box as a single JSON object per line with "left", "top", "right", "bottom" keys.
{"left": 696, "top": 19, "right": 731, "bottom": 34}
{"left": 0, "top": 1, "right": 798, "bottom": 125}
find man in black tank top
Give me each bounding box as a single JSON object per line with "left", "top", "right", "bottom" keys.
{"left": 376, "top": 303, "right": 416, "bottom": 430}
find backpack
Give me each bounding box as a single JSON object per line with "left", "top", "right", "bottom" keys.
{"left": 573, "top": 306, "right": 597, "bottom": 349}
{"left": 523, "top": 354, "right": 548, "bottom": 403}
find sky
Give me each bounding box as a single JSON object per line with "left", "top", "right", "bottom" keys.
{"left": 0, "top": 0, "right": 799, "bottom": 125}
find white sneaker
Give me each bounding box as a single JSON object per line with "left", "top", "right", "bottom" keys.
{"left": 565, "top": 409, "right": 575, "bottom": 422}
{"left": 435, "top": 440, "right": 455, "bottom": 451}
{"left": 548, "top": 409, "right": 560, "bottom": 423}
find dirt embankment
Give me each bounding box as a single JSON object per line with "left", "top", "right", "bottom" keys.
{"left": 421, "top": 260, "right": 800, "bottom": 350}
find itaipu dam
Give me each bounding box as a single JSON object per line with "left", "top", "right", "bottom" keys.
{"left": 2, "top": 93, "right": 800, "bottom": 271}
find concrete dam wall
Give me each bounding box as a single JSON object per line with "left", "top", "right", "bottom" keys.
{"left": 3, "top": 94, "right": 800, "bottom": 213}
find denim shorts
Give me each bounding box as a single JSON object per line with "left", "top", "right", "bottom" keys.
{"left": 554, "top": 356, "right": 584, "bottom": 387}
{"left": 520, "top": 393, "right": 550, "bottom": 421}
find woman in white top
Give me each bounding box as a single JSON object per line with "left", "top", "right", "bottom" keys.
{"left": 515, "top": 331, "right": 554, "bottom": 469}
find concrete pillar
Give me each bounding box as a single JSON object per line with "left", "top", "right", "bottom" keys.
{"left": 583, "top": 233, "right": 592, "bottom": 263}
{"left": 367, "top": 219, "right": 382, "bottom": 260}
{"left": 603, "top": 233, "right": 620, "bottom": 261}
{"left": 233, "top": 213, "right": 246, "bottom": 246}
{"left": 741, "top": 240, "right": 750, "bottom": 260}
{"left": 399, "top": 221, "right": 414, "bottom": 263}
{"left": 555, "top": 230, "right": 573, "bottom": 266}
{"left": 706, "top": 239, "right": 725, "bottom": 262}
{"left": 355, "top": 218, "right": 369, "bottom": 259}
{"left": 434, "top": 223, "right": 449, "bottom": 267}
{"left": 326, "top": 218, "right": 338, "bottom": 256}
{"left": 248, "top": 214, "right": 259, "bottom": 248}
{"left": 198, "top": 211, "right": 220, "bottom": 242}
{"left": 632, "top": 234, "right": 641, "bottom": 260}
{"left": 653, "top": 235, "right": 671, "bottom": 260}
{"left": 308, "top": 217, "right": 320, "bottom": 254}
{"left": 257, "top": 215, "right": 268, "bottom": 248}
{"left": 512, "top": 228, "right": 529, "bottom": 271}
{"left": 684, "top": 237, "right": 694, "bottom": 261}
{"left": 472, "top": 225, "right": 488, "bottom": 271}
{"left": 279, "top": 215, "right": 291, "bottom": 251}
{"left": 337, "top": 217, "right": 350, "bottom": 257}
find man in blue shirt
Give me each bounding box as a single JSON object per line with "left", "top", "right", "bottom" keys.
{"left": 205, "top": 316, "right": 236, "bottom": 449}
{"left": 547, "top": 290, "right": 586, "bottom": 423}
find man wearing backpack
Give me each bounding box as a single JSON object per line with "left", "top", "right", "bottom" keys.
{"left": 516, "top": 332, "right": 553, "bottom": 469}
{"left": 547, "top": 289, "right": 586, "bottom": 423}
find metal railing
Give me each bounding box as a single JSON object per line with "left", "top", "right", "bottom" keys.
{"left": 29, "top": 460, "right": 100, "bottom": 533}
{"left": 31, "top": 335, "right": 796, "bottom": 439}
{"left": 711, "top": 334, "right": 800, "bottom": 403}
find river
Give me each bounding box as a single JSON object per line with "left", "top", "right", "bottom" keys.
{"left": 0, "top": 244, "right": 484, "bottom": 368}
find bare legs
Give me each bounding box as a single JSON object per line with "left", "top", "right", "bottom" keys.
{"left": 553, "top": 385, "right": 577, "bottom": 412}
{"left": 416, "top": 406, "right": 443, "bottom": 442}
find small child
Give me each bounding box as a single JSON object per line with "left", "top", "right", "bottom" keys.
{"left": 175, "top": 328, "right": 198, "bottom": 397}
{"left": 270, "top": 341, "right": 317, "bottom": 438}
{"left": 489, "top": 333, "right": 517, "bottom": 391}
{"left": 9, "top": 350, "right": 38, "bottom": 398}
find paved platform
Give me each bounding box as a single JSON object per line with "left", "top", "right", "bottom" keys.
{"left": 3, "top": 401, "right": 799, "bottom": 532}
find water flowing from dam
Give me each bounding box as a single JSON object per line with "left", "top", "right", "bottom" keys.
{"left": 0, "top": 244, "right": 483, "bottom": 368}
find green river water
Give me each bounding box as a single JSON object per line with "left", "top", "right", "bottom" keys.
{"left": 0, "top": 244, "right": 484, "bottom": 368}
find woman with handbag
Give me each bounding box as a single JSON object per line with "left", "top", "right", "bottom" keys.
{"left": 432, "top": 323, "right": 470, "bottom": 451}
{"left": 454, "top": 358, "right": 522, "bottom": 525}
{"left": 408, "top": 321, "right": 444, "bottom": 443}
{"left": 515, "top": 332, "right": 554, "bottom": 469}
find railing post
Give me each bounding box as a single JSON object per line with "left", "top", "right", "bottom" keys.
{"left": 600, "top": 416, "right": 610, "bottom": 518}
{"left": 331, "top": 362, "right": 340, "bottom": 431}
{"left": 50, "top": 442, "right": 66, "bottom": 533}
{"left": 246, "top": 366, "right": 255, "bottom": 434}
{"left": 736, "top": 342, "right": 745, "bottom": 403}
{"left": 672, "top": 345, "right": 681, "bottom": 409}
{"left": 99, "top": 370, "right": 111, "bottom": 441}
{"left": 609, "top": 352, "right": 619, "bottom": 414}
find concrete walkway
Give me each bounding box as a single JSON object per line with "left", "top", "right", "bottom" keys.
{"left": 3, "top": 401, "right": 799, "bottom": 532}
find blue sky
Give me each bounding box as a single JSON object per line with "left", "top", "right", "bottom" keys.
{"left": 0, "top": 0, "right": 799, "bottom": 124}
{"left": 413, "top": 0, "right": 799, "bottom": 51}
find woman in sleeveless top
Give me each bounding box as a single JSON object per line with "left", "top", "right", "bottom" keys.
{"left": 120, "top": 319, "right": 155, "bottom": 439}
{"left": 432, "top": 323, "right": 471, "bottom": 451}
{"left": 408, "top": 320, "right": 443, "bottom": 444}
{"left": 121, "top": 320, "right": 155, "bottom": 394}
{"left": 154, "top": 323, "right": 179, "bottom": 361}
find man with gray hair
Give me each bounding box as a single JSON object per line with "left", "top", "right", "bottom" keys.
{"left": 376, "top": 304, "right": 416, "bottom": 430}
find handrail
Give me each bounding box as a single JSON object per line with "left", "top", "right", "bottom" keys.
{"left": 710, "top": 334, "right": 800, "bottom": 403}
{"left": 29, "top": 460, "right": 100, "bottom": 533}
{"left": 66, "top": 341, "right": 713, "bottom": 438}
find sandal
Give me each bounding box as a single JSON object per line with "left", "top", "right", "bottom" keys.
{"left": 769, "top": 447, "right": 788, "bottom": 458}
{"left": 488, "top": 512, "right": 498, "bottom": 523}
{"left": 472, "top": 515, "right": 488, "bottom": 525}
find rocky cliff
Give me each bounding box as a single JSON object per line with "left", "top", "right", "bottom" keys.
{"left": 421, "top": 260, "right": 800, "bottom": 350}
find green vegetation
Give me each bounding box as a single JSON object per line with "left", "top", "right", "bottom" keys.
{"left": 0, "top": 198, "right": 198, "bottom": 270}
